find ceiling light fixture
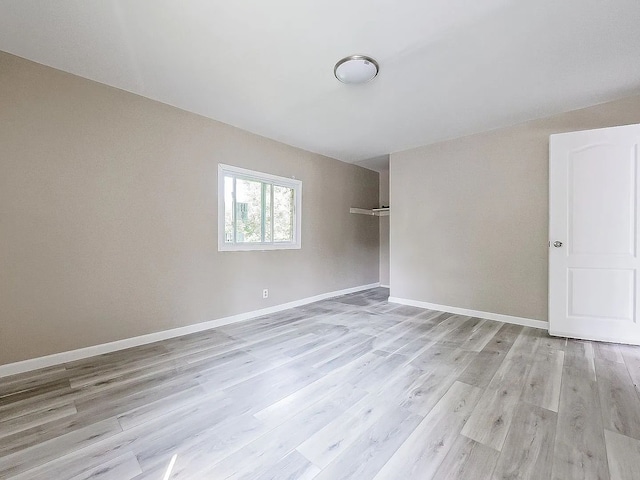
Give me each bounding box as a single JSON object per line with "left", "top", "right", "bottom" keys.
{"left": 334, "top": 55, "right": 379, "bottom": 84}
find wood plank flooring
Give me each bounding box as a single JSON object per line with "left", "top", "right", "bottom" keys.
{"left": 2, "top": 288, "right": 640, "bottom": 479}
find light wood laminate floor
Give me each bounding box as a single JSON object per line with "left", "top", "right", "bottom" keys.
{"left": 2, "top": 288, "right": 640, "bottom": 479}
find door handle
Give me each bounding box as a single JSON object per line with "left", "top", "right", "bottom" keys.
{"left": 553, "top": 241, "right": 563, "bottom": 248}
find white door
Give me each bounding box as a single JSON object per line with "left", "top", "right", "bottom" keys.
{"left": 549, "top": 123, "right": 640, "bottom": 345}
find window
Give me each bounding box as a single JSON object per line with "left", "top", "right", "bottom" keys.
{"left": 218, "top": 164, "right": 302, "bottom": 251}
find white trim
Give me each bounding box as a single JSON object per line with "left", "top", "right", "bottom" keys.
{"left": 0, "top": 282, "right": 380, "bottom": 378}
{"left": 218, "top": 163, "right": 302, "bottom": 188}
{"left": 218, "top": 242, "right": 301, "bottom": 252}
{"left": 388, "top": 296, "right": 548, "bottom": 330}
{"left": 380, "top": 284, "right": 390, "bottom": 289}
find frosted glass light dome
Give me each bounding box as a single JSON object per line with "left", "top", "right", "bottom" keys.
{"left": 334, "top": 55, "right": 379, "bottom": 84}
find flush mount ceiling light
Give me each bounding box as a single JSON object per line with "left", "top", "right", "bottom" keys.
{"left": 334, "top": 55, "right": 379, "bottom": 84}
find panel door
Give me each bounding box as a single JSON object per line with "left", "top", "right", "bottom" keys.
{"left": 549, "top": 123, "right": 640, "bottom": 345}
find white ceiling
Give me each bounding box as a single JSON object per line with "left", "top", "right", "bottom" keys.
{"left": 1, "top": 0, "right": 640, "bottom": 169}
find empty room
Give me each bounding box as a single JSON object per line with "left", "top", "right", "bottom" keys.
{"left": 2, "top": 1, "right": 640, "bottom": 479}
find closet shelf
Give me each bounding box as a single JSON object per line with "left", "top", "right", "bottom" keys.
{"left": 349, "top": 207, "right": 390, "bottom": 217}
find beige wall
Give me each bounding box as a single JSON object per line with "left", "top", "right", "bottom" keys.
{"left": 390, "top": 95, "right": 640, "bottom": 321}
{"left": 0, "top": 52, "right": 379, "bottom": 365}
{"left": 379, "top": 169, "right": 390, "bottom": 286}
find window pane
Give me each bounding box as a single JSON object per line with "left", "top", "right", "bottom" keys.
{"left": 219, "top": 164, "right": 301, "bottom": 251}
{"left": 224, "top": 176, "right": 234, "bottom": 243}
{"left": 264, "top": 183, "right": 272, "bottom": 242}
{"left": 235, "top": 178, "right": 263, "bottom": 242}
{"left": 273, "top": 185, "right": 294, "bottom": 242}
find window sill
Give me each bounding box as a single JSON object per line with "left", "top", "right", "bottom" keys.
{"left": 218, "top": 243, "right": 301, "bottom": 252}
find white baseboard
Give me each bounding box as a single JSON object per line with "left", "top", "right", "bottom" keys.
{"left": 388, "top": 296, "right": 548, "bottom": 331}
{"left": 380, "top": 284, "right": 390, "bottom": 289}
{"left": 0, "top": 282, "right": 380, "bottom": 378}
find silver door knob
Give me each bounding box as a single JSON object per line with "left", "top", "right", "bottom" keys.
{"left": 553, "top": 241, "right": 563, "bottom": 247}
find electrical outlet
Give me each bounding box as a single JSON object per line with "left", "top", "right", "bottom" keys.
{"left": 262, "top": 289, "right": 269, "bottom": 299}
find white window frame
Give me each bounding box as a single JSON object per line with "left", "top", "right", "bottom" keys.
{"left": 218, "top": 164, "right": 302, "bottom": 251}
